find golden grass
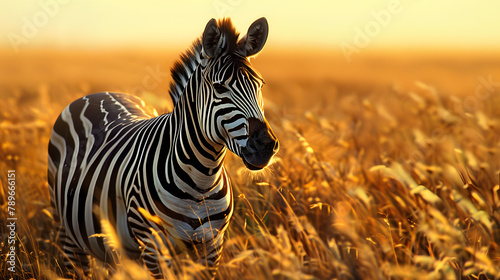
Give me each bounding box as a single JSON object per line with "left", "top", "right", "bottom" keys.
{"left": 1, "top": 48, "right": 500, "bottom": 279}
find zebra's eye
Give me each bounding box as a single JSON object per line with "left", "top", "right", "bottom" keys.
{"left": 213, "top": 83, "right": 229, "bottom": 94}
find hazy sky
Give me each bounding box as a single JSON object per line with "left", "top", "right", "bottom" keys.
{"left": 2, "top": 0, "right": 499, "bottom": 52}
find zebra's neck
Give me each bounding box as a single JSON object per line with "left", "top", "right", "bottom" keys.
{"left": 163, "top": 66, "right": 227, "bottom": 194}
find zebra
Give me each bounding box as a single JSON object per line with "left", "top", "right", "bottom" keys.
{"left": 47, "top": 17, "right": 278, "bottom": 278}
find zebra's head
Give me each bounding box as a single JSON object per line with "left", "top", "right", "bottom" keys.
{"left": 199, "top": 17, "right": 279, "bottom": 170}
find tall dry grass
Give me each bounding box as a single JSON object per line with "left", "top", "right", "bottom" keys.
{"left": 1, "top": 49, "right": 500, "bottom": 279}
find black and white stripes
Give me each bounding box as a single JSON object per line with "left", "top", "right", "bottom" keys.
{"left": 48, "top": 17, "right": 278, "bottom": 278}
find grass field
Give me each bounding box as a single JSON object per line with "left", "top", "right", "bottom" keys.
{"left": 1, "top": 48, "right": 500, "bottom": 279}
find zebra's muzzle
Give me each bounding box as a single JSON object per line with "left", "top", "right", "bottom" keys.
{"left": 241, "top": 118, "right": 279, "bottom": 170}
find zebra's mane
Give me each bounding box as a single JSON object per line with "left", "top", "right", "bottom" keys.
{"left": 168, "top": 18, "right": 240, "bottom": 106}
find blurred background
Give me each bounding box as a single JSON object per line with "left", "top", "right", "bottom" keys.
{"left": 2, "top": 0, "right": 500, "bottom": 51}
{"left": 1, "top": 0, "right": 500, "bottom": 101}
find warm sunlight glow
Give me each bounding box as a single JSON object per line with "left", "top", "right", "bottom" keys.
{"left": 1, "top": 0, "right": 499, "bottom": 52}
{"left": 2, "top": 2, "right": 500, "bottom": 279}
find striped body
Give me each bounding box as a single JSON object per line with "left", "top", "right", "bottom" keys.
{"left": 48, "top": 18, "right": 277, "bottom": 278}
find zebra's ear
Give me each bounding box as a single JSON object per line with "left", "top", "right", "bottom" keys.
{"left": 238, "top": 17, "right": 269, "bottom": 57}
{"left": 202, "top": 18, "right": 223, "bottom": 58}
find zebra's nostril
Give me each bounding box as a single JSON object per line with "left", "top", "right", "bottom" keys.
{"left": 247, "top": 141, "right": 257, "bottom": 153}
{"left": 246, "top": 134, "right": 278, "bottom": 156}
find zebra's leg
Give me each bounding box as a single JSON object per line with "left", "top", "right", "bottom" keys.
{"left": 134, "top": 231, "right": 176, "bottom": 279}
{"left": 137, "top": 231, "right": 223, "bottom": 279}
{"left": 141, "top": 242, "right": 165, "bottom": 279}
{"left": 56, "top": 225, "right": 92, "bottom": 278}
{"left": 205, "top": 238, "right": 223, "bottom": 267}
{"left": 128, "top": 223, "right": 169, "bottom": 277}
{"left": 206, "top": 238, "right": 224, "bottom": 277}
{"left": 187, "top": 232, "right": 225, "bottom": 278}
